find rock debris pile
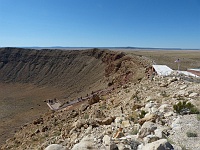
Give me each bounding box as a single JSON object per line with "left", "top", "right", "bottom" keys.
{"left": 2, "top": 75, "right": 200, "bottom": 150}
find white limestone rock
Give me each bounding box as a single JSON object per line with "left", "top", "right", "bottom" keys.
{"left": 71, "top": 135, "right": 95, "bottom": 150}
{"left": 180, "top": 85, "right": 187, "bottom": 90}
{"left": 189, "top": 92, "right": 198, "bottom": 98}
{"left": 44, "top": 144, "right": 66, "bottom": 150}
{"left": 138, "top": 121, "right": 157, "bottom": 138}
{"left": 103, "top": 135, "right": 111, "bottom": 146}
{"left": 164, "top": 111, "right": 174, "bottom": 117}
{"left": 158, "top": 104, "right": 170, "bottom": 113}
{"left": 121, "top": 120, "right": 131, "bottom": 128}
{"left": 85, "top": 125, "right": 92, "bottom": 135}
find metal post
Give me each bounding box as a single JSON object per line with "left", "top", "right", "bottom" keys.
{"left": 178, "top": 63, "right": 180, "bottom": 71}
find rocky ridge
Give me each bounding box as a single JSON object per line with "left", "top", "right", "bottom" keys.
{"left": 0, "top": 48, "right": 150, "bottom": 100}
{"left": 2, "top": 74, "right": 200, "bottom": 150}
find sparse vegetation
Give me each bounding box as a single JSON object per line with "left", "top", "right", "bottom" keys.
{"left": 128, "top": 50, "right": 200, "bottom": 70}
{"left": 53, "top": 130, "right": 61, "bottom": 136}
{"left": 32, "top": 137, "right": 38, "bottom": 141}
{"left": 130, "top": 94, "right": 139, "bottom": 101}
{"left": 124, "top": 89, "right": 130, "bottom": 93}
{"left": 160, "top": 91, "right": 168, "bottom": 97}
{"left": 167, "top": 138, "right": 175, "bottom": 145}
{"left": 130, "top": 90, "right": 139, "bottom": 101}
{"left": 100, "top": 95, "right": 107, "bottom": 100}
{"left": 84, "top": 114, "right": 89, "bottom": 119}
{"left": 131, "top": 129, "right": 139, "bottom": 135}
{"left": 139, "top": 110, "right": 147, "bottom": 118}
{"left": 186, "top": 131, "right": 198, "bottom": 137}
{"left": 128, "top": 111, "right": 138, "bottom": 123}
{"left": 99, "top": 104, "right": 106, "bottom": 110}
{"left": 179, "top": 145, "right": 187, "bottom": 150}
{"left": 197, "top": 114, "right": 200, "bottom": 121}
{"left": 173, "top": 101, "right": 199, "bottom": 114}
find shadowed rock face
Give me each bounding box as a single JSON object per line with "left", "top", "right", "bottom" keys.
{"left": 0, "top": 48, "right": 146, "bottom": 94}
{"left": 0, "top": 48, "right": 113, "bottom": 100}
{"left": 0, "top": 48, "right": 106, "bottom": 90}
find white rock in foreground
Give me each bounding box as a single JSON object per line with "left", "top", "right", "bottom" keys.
{"left": 44, "top": 144, "right": 66, "bottom": 150}
{"left": 71, "top": 135, "right": 95, "bottom": 150}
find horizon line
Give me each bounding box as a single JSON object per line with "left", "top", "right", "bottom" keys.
{"left": 1, "top": 46, "right": 200, "bottom": 50}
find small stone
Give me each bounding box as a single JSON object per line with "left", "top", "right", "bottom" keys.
{"left": 117, "top": 143, "right": 126, "bottom": 150}
{"left": 85, "top": 125, "right": 92, "bottom": 135}
{"left": 88, "top": 94, "right": 100, "bottom": 105}
{"left": 189, "top": 92, "right": 198, "bottom": 98}
{"left": 164, "top": 111, "right": 174, "bottom": 117}
{"left": 145, "top": 101, "right": 154, "bottom": 109}
{"left": 35, "top": 129, "right": 40, "bottom": 134}
{"left": 44, "top": 144, "right": 66, "bottom": 150}
{"left": 122, "top": 120, "right": 131, "bottom": 128}
{"left": 98, "top": 116, "right": 115, "bottom": 125}
{"left": 103, "top": 135, "right": 111, "bottom": 146}
{"left": 33, "top": 117, "right": 43, "bottom": 125}
{"left": 115, "top": 117, "right": 125, "bottom": 127}
{"left": 160, "top": 82, "right": 168, "bottom": 87}
{"left": 70, "top": 133, "right": 78, "bottom": 143}
{"left": 83, "top": 124, "right": 88, "bottom": 129}
{"left": 168, "top": 77, "right": 178, "bottom": 83}
{"left": 154, "top": 129, "right": 163, "bottom": 138}
{"left": 144, "top": 135, "right": 159, "bottom": 144}
{"left": 71, "top": 135, "right": 94, "bottom": 150}
{"left": 41, "top": 126, "right": 48, "bottom": 132}
{"left": 138, "top": 114, "right": 157, "bottom": 125}
{"left": 158, "top": 104, "right": 170, "bottom": 113}
{"left": 80, "top": 103, "right": 89, "bottom": 112}
{"left": 138, "top": 121, "right": 157, "bottom": 138}
{"left": 113, "top": 128, "right": 124, "bottom": 138}
{"left": 73, "top": 119, "right": 86, "bottom": 129}
{"left": 180, "top": 85, "right": 187, "bottom": 90}
{"left": 105, "top": 127, "right": 112, "bottom": 135}
{"left": 110, "top": 143, "right": 119, "bottom": 150}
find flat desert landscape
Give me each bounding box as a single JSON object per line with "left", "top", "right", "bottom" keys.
{"left": 127, "top": 50, "right": 200, "bottom": 70}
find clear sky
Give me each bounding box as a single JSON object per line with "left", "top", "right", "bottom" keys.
{"left": 0, "top": 0, "right": 200, "bottom": 48}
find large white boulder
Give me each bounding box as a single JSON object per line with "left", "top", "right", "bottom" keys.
{"left": 138, "top": 121, "right": 157, "bottom": 138}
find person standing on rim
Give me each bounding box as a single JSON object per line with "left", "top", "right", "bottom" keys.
{"left": 175, "top": 58, "right": 181, "bottom": 70}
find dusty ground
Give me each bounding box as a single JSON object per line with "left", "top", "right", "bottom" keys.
{"left": 0, "top": 83, "right": 66, "bottom": 146}
{"left": 0, "top": 82, "right": 107, "bottom": 146}
{"left": 125, "top": 50, "right": 200, "bottom": 70}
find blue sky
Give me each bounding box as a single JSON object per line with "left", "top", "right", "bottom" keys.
{"left": 0, "top": 0, "right": 199, "bottom": 48}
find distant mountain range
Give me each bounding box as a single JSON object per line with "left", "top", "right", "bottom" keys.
{"left": 0, "top": 46, "right": 199, "bottom": 50}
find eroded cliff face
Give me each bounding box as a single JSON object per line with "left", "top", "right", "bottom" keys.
{"left": 0, "top": 48, "right": 106, "bottom": 91}
{"left": 0, "top": 48, "right": 147, "bottom": 93}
